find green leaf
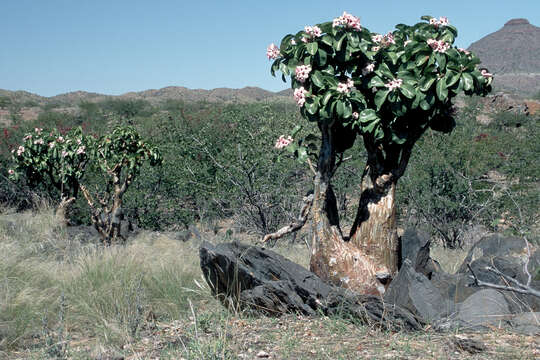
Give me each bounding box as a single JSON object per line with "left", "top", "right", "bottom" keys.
{"left": 297, "top": 147, "right": 308, "bottom": 163}
{"left": 359, "top": 109, "right": 378, "bottom": 124}
{"left": 306, "top": 42, "right": 318, "bottom": 55}
{"left": 419, "top": 76, "right": 436, "bottom": 91}
{"left": 462, "top": 72, "right": 474, "bottom": 91}
{"left": 336, "top": 100, "right": 345, "bottom": 117}
{"left": 311, "top": 71, "right": 324, "bottom": 87}
{"left": 400, "top": 83, "right": 415, "bottom": 99}
{"left": 435, "top": 53, "right": 446, "bottom": 70}
{"left": 415, "top": 54, "right": 430, "bottom": 67}
{"left": 378, "top": 62, "right": 394, "bottom": 79}
{"left": 322, "top": 91, "right": 333, "bottom": 105}
{"left": 335, "top": 33, "right": 347, "bottom": 51}
{"left": 321, "top": 34, "right": 333, "bottom": 47}
{"left": 315, "top": 48, "right": 327, "bottom": 66}
{"left": 436, "top": 77, "right": 448, "bottom": 100}
{"left": 343, "top": 100, "right": 352, "bottom": 118}
{"left": 368, "top": 76, "right": 385, "bottom": 88}
{"left": 374, "top": 90, "right": 390, "bottom": 110}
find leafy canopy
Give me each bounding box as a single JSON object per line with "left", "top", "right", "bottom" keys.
{"left": 269, "top": 13, "right": 492, "bottom": 149}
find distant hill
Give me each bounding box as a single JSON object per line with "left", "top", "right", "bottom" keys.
{"left": 0, "top": 86, "right": 293, "bottom": 108}
{"left": 468, "top": 18, "right": 540, "bottom": 96}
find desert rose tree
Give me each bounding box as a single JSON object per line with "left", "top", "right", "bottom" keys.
{"left": 267, "top": 13, "right": 492, "bottom": 295}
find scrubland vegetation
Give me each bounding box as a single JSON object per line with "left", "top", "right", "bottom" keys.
{"left": 0, "top": 95, "right": 538, "bottom": 358}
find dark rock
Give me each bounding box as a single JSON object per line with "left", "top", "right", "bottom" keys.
{"left": 199, "top": 241, "right": 422, "bottom": 331}
{"left": 449, "top": 335, "right": 486, "bottom": 354}
{"left": 458, "top": 234, "right": 540, "bottom": 312}
{"left": 399, "top": 228, "right": 441, "bottom": 278}
{"left": 456, "top": 289, "right": 512, "bottom": 328}
{"left": 430, "top": 271, "right": 476, "bottom": 304}
{"left": 385, "top": 259, "right": 454, "bottom": 322}
{"left": 510, "top": 312, "right": 540, "bottom": 335}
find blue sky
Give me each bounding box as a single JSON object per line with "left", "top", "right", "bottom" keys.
{"left": 1, "top": 0, "right": 538, "bottom": 97}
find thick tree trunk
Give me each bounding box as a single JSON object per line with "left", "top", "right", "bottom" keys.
{"left": 310, "top": 124, "right": 388, "bottom": 295}
{"left": 308, "top": 123, "right": 412, "bottom": 296}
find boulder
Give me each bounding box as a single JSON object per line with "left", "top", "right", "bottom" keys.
{"left": 199, "top": 241, "right": 422, "bottom": 331}
{"left": 399, "top": 228, "right": 441, "bottom": 278}
{"left": 455, "top": 289, "right": 512, "bottom": 329}
{"left": 385, "top": 259, "right": 454, "bottom": 322}
{"left": 430, "top": 271, "right": 477, "bottom": 304}
{"left": 510, "top": 312, "right": 540, "bottom": 335}
{"left": 458, "top": 234, "right": 540, "bottom": 312}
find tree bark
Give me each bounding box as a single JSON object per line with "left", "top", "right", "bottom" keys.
{"left": 308, "top": 123, "right": 413, "bottom": 296}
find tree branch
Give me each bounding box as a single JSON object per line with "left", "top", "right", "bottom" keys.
{"left": 261, "top": 193, "right": 313, "bottom": 243}
{"left": 467, "top": 263, "right": 540, "bottom": 298}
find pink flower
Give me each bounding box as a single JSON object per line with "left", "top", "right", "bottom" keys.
{"left": 33, "top": 138, "right": 44, "bottom": 145}
{"left": 290, "top": 39, "right": 297, "bottom": 45}
{"left": 384, "top": 78, "right": 403, "bottom": 91}
{"left": 302, "top": 26, "right": 322, "bottom": 42}
{"left": 438, "top": 16, "right": 449, "bottom": 27}
{"left": 372, "top": 46, "right": 380, "bottom": 52}
{"left": 16, "top": 146, "right": 25, "bottom": 156}
{"left": 274, "top": 135, "right": 293, "bottom": 149}
{"left": 48, "top": 141, "right": 55, "bottom": 149}
{"left": 34, "top": 127, "right": 43, "bottom": 135}
{"left": 61, "top": 150, "right": 68, "bottom": 158}
{"left": 427, "top": 39, "right": 450, "bottom": 53}
{"left": 293, "top": 87, "right": 308, "bottom": 107}
{"left": 372, "top": 34, "right": 383, "bottom": 43}
{"left": 481, "top": 69, "right": 493, "bottom": 78}
{"left": 56, "top": 136, "right": 64, "bottom": 143}
{"left": 429, "top": 16, "right": 449, "bottom": 28}
{"left": 23, "top": 134, "right": 32, "bottom": 141}
{"left": 8, "top": 169, "right": 14, "bottom": 175}
{"left": 362, "top": 63, "right": 375, "bottom": 75}
{"left": 266, "top": 43, "right": 280, "bottom": 60}
{"left": 384, "top": 32, "right": 395, "bottom": 45}
{"left": 457, "top": 48, "right": 470, "bottom": 55}
{"left": 337, "top": 83, "right": 350, "bottom": 94}
{"left": 352, "top": 112, "right": 359, "bottom": 120}
{"left": 295, "top": 64, "right": 312, "bottom": 83}
{"left": 333, "top": 11, "right": 361, "bottom": 31}
{"left": 76, "top": 146, "right": 85, "bottom": 155}
{"left": 346, "top": 78, "right": 355, "bottom": 89}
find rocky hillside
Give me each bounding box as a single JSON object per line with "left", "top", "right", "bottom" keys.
{"left": 468, "top": 19, "right": 540, "bottom": 96}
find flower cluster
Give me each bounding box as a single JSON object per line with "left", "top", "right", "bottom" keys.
{"left": 480, "top": 69, "right": 493, "bottom": 79}
{"left": 302, "top": 25, "right": 322, "bottom": 43}
{"left": 337, "top": 78, "right": 355, "bottom": 94}
{"left": 16, "top": 146, "right": 24, "bottom": 156}
{"left": 274, "top": 135, "right": 293, "bottom": 149}
{"left": 35, "top": 127, "right": 43, "bottom": 135}
{"left": 429, "top": 16, "right": 449, "bottom": 27}
{"left": 384, "top": 78, "right": 403, "bottom": 91}
{"left": 427, "top": 39, "right": 450, "bottom": 53}
{"left": 352, "top": 112, "right": 359, "bottom": 119}
{"left": 8, "top": 169, "right": 14, "bottom": 175}
{"left": 293, "top": 87, "right": 308, "bottom": 107}
{"left": 295, "top": 64, "right": 312, "bottom": 83}
{"left": 371, "top": 32, "right": 395, "bottom": 50}
{"left": 332, "top": 11, "right": 361, "bottom": 31}
{"left": 266, "top": 43, "right": 280, "bottom": 60}
{"left": 457, "top": 48, "right": 470, "bottom": 55}
{"left": 34, "top": 138, "right": 44, "bottom": 145}
{"left": 362, "top": 62, "right": 375, "bottom": 75}
{"left": 76, "top": 146, "right": 86, "bottom": 155}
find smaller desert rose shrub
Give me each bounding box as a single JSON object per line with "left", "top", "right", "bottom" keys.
{"left": 8, "top": 125, "right": 162, "bottom": 244}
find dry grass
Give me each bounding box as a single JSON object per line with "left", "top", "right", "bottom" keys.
{"left": 0, "top": 207, "right": 537, "bottom": 359}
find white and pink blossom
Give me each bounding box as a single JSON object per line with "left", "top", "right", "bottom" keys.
{"left": 8, "top": 169, "right": 14, "bottom": 175}
{"left": 352, "top": 112, "right": 359, "bottom": 120}
{"left": 372, "top": 46, "right": 380, "bottom": 52}
{"left": 481, "top": 69, "right": 493, "bottom": 78}
{"left": 48, "top": 141, "right": 55, "bottom": 149}
{"left": 337, "top": 83, "right": 350, "bottom": 94}
{"left": 274, "top": 135, "right": 293, "bottom": 149}
{"left": 427, "top": 39, "right": 450, "bottom": 53}
{"left": 56, "top": 136, "right": 64, "bottom": 143}
{"left": 290, "top": 39, "right": 297, "bottom": 45}
{"left": 16, "top": 146, "right": 25, "bottom": 156}
{"left": 34, "top": 127, "right": 43, "bottom": 135}
{"left": 372, "top": 34, "right": 383, "bottom": 43}
{"left": 295, "top": 64, "right": 312, "bottom": 83}
{"left": 457, "top": 48, "right": 470, "bottom": 55}
{"left": 304, "top": 25, "right": 322, "bottom": 38}
{"left": 362, "top": 62, "right": 375, "bottom": 75}
{"left": 23, "top": 134, "right": 32, "bottom": 141}
{"left": 293, "top": 87, "right": 308, "bottom": 107}
{"left": 384, "top": 78, "right": 403, "bottom": 91}
{"left": 266, "top": 43, "right": 280, "bottom": 60}
{"left": 384, "top": 32, "right": 395, "bottom": 45}
{"left": 34, "top": 138, "right": 44, "bottom": 145}
{"left": 61, "top": 150, "right": 68, "bottom": 158}
{"left": 76, "top": 146, "right": 85, "bottom": 155}
{"left": 332, "top": 11, "right": 361, "bottom": 31}
{"left": 430, "top": 16, "right": 450, "bottom": 28}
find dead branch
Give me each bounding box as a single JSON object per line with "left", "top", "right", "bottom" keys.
{"left": 261, "top": 193, "right": 313, "bottom": 243}
{"left": 467, "top": 263, "right": 540, "bottom": 298}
